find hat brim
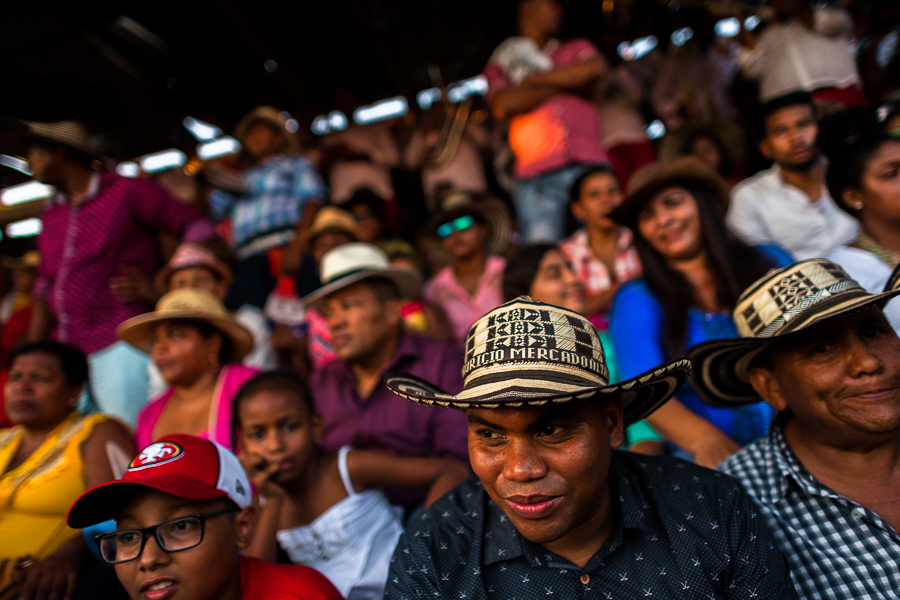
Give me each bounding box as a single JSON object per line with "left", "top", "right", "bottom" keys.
{"left": 688, "top": 289, "right": 900, "bottom": 407}
{"left": 303, "top": 267, "right": 422, "bottom": 308}
{"left": 153, "top": 263, "right": 233, "bottom": 295}
{"left": 117, "top": 311, "right": 254, "bottom": 363}
{"left": 609, "top": 163, "right": 730, "bottom": 228}
{"left": 67, "top": 478, "right": 231, "bottom": 529}
{"left": 384, "top": 358, "right": 691, "bottom": 425}
{"left": 296, "top": 224, "right": 360, "bottom": 253}
{"left": 427, "top": 197, "right": 512, "bottom": 257}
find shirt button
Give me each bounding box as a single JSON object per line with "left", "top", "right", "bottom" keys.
{"left": 580, "top": 574, "right": 590, "bottom": 584}
{"left": 851, "top": 508, "right": 864, "bottom": 520}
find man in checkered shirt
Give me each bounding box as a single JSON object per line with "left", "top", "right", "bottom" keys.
{"left": 689, "top": 259, "right": 900, "bottom": 599}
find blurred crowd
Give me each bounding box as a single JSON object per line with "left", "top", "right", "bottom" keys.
{"left": 1, "top": 0, "right": 900, "bottom": 598}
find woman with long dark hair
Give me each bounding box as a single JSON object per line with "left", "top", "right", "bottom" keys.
{"left": 609, "top": 157, "right": 792, "bottom": 467}
{"left": 823, "top": 107, "right": 900, "bottom": 328}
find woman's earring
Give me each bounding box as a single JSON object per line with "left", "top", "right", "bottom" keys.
{"left": 853, "top": 202, "right": 864, "bottom": 211}
{"left": 209, "top": 353, "right": 219, "bottom": 367}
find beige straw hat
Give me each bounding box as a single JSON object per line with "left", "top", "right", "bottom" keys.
{"left": 233, "top": 106, "right": 300, "bottom": 155}
{"left": 296, "top": 206, "right": 361, "bottom": 252}
{"left": 688, "top": 259, "right": 900, "bottom": 407}
{"left": 117, "top": 288, "right": 254, "bottom": 363}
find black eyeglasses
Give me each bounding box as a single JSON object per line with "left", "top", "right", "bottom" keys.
{"left": 95, "top": 508, "right": 235, "bottom": 565}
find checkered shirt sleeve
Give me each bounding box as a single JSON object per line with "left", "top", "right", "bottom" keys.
{"left": 719, "top": 422, "right": 900, "bottom": 599}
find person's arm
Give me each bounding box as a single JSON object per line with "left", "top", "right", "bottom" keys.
{"left": 27, "top": 298, "right": 51, "bottom": 342}
{"left": 610, "top": 282, "right": 739, "bottom": 468}
{"left": 131, "top": 178, "right": 214, "bottom": 243}
{"left": 723, "top": 484, "right": 799, "bottom": 599}
{"left": 726, "top": 186, "right": 772, "bottom": 246}
{"left": 239, "top": 452, "right": 286, "bottom": 561}
{"left": 280, "top": 202, "right": 321, "bottom": 278}
{"left": 490, "top": 57, "right": 606, "bottom": 120}
{"left": 347, "top": 450, "right": 471, "bottom": 506}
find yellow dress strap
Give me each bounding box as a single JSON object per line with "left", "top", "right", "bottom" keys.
{"left": 0, "top": 412, "right": 107, "bottom": 494}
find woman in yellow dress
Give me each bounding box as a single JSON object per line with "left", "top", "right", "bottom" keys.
{"left": 0, "top": 341, "right": 134, "bottom": 600}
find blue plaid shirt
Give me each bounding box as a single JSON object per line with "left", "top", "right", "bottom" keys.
{"left": 719, "top": 415, "right": 900, "bottom": 599}
{"left": 209, "top": 154, "right": 326, "bottom": 248}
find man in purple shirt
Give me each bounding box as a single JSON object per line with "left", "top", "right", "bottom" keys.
{"left": 485, "top": 0, "right": 609, "bottom": 243}
{"left": 20, "top": 120, "right": 214, "bottom": 425}
{"left": 305, "top": 243, "right": 469, "bottom": 507}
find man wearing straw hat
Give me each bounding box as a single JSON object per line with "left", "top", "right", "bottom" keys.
{"left": 206, "top": 106, "right": 326, "bottom": 310}
{"left": 689, "top": 259, "right": 900, "bottom": 599}
{"left": 13, "top": 120, "right": 215, "bottom": 426}
{"left": 305, "top": 242, "right": 469, "bottom": 509}
{"left": 383, "top": 296, "right": 797, "bottom": 598}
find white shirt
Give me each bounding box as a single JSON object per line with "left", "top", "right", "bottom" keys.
{"left": 727, "top": 165, "right": 857, "bottom": 260}
{"left": 827, "top": 245, "right": 900, "bottom": 332}
{"left": 739, "top": 8, "right": 860, "bottom": 101}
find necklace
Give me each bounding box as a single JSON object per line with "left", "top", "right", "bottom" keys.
{"left": 856, "top": 230, "right": 900, "bottom": 268}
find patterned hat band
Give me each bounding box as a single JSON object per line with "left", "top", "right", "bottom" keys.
{"left": 462, "top": 345, "right": 609, "bottom": 388}
{"left": 736, "top": 260, "right": 865, "bottom": 339}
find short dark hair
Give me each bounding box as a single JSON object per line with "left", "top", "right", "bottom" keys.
{"left": 760, "top": 91, "right": 816, "bottom": 133}
{"left": 568, "top": 164, "right": 620, "bottom": 205}
{"left": 362, "top": 277, "right": 402, "bottom": 303}
{"left": 27, "top": 139, "right": 94, "bottom": 169}
{"left": 231, "top": 371, "right": 316, "bottom": 447}
{"left": 502, "top": 243, "right": 558, "bottom": 301}
{"left": 8, "top": 340, "right": 89, "bottom": 388}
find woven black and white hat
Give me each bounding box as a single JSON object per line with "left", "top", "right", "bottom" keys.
{"left": 384, "top": 296, "right": 690, "bottom": 424}
{"left": 689, "top": 259, "right": 900, "bottom": 407}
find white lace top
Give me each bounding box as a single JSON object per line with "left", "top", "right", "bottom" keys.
{"left": 276, "top": 446, "right": 404, "bottom": 600}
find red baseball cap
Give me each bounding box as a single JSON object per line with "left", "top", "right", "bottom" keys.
{"left": 67, "top": 434, "right": 252, "bottom": 528}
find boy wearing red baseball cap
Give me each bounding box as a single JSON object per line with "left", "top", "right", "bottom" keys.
{"left": 67, "top": 434, "right": 343, "bottom": 600}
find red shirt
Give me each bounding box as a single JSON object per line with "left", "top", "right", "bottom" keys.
{"left": 240, "top": 556, "right": 343, "bottom": 599}
{"left": 485, "top": 38, "right": 609, "bottom": 179}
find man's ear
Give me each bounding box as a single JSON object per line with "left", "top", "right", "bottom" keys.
{"left": 571, "top": 201, "right": 586, "bottom": 223}
{"left": 747, "top": 367, "right": 788, "bottom": 412}
{"left": 235, "top": 505, "right": 257, "bottom": 550}
{"left": 603, "top": 397, "right": 626, "bottom": 450}
{"left": 384, "top": 296, "right": 404, "bottom": 326}
{"left": 759, "top": 139, "right": 773, "bottom": 161}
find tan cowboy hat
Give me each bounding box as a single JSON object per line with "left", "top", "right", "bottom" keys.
{"left": 426, "top": 190, "right": 512, "bottom": 257}
{"left": 2, "top": 120, "right": 94, "bottom": 159}
{"left": 608, "top": 156, "right": 731, "bottom": 227}
{"left": 117, "top": 288, "right": 254, "bottom": 363}
{"left": 233, "top": 106, "right": 300, "bottom": 155}
{"left": 296, "top": 206, "right": 361, "bottom": 252}
{"left": 303, "top": 242, "right": 421, "bottom": 309}
{"left": 385, "top": 296, "right": 690, "bottom": 423}
{"left": 154, "top": 243, "right": 233, "bottom": 292}
{"left": 688, "top": 259, "right": 900, "bottom": 407}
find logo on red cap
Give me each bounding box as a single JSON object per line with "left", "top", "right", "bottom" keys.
{"left": 128, "top": 442, "right": 185, "bottom": 471}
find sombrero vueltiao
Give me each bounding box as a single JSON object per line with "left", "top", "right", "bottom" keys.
{"left": 385, "top": 296, "right": 690, "bottom": 424}
{"left": 688, "top": 259, "right": 900, "bottom": 407}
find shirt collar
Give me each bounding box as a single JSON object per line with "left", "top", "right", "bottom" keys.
{"left": 49, "top": 171, "right": 104, "bottom": 207}
{"left": 756, "top": 413, "right": 837, "bottom": 504}
{"left": 481, "top": 453, "right": 649, "bottom": 567}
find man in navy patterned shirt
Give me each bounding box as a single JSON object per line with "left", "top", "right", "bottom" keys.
{"left": 383, "top": 297, "right": 797, "bottom": 599}
{"left": 689, "top": 259, "right": 900, "bottom": 599}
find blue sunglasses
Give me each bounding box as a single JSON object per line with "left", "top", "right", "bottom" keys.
{"left": 437, "top": 215, "right": 475, "bottom": 239}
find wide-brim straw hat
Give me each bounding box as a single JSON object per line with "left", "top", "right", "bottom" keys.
{"left": 117, "top": 288, "right": 254, "bottom": 363}
{"left": 385, "top": 296, "right": 690, "bottom": 423}
{"left": 233, "top": 106, "right": 300, "bottom": 155}
{"left": 426, "top": 190, "right": 512, "bottom": 257}
{"left": 2, "top": 120, "right": 94, "bottom": 158}
{"left": 688, "top": 259, "right": 900, "bottom": 407}
{"left": 608, "top": 156, "right": 730, "bottom": 227}
{"left": 303, "top": 242, "right": 422, "bottom": 308}
{"left": 296, "top": 206, "right": 361, "bottom": 252}
{"left": 154, "top": 243, "right": 233, "bottom": 292}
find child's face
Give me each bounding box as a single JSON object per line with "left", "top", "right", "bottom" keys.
{"left": 113, "top": 489, "right": 253, "bottom": 600}
{"left": 238, "top": 389, "right": 322, "bottom": 487}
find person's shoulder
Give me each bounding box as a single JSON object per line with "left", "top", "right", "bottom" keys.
{"left": 406, "top": 331, "right": 462, "bottom": 358}
{"left": 754, "top": 244, "right": 794, "bottom": 268}
{"left": 619, "top": 451, "right": 742, "bottom": 495}
{"left": 717, "top": 433, "right": 778, "bottom": 497}
{"left": 240, "top": 556, "right": 343, "bottom": 600}
{"left": 731, "top": 168, "right": 778, "bottom": 200}
{"left": 403, "top": 477, "right": 486, "bottom": 545}
{"left": 613, "top": 278, "right": 656, "bottom": 309}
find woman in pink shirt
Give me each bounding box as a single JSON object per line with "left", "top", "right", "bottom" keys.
{"left": 422, "top": 192, "right": 512, "bottom": 345}
{"left": 117, "top": 288, "right": 258, "bottom": 450}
